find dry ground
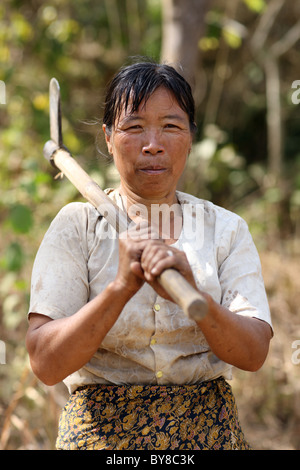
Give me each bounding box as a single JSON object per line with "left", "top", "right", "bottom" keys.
{"left": 232, "top": 250, "right": 300, "bottom": 450}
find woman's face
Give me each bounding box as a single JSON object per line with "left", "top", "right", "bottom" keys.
{"left": 103, "top": 86, "right": 193, "bottom": 202}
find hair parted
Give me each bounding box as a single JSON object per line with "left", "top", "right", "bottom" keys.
{"left": 103, "top": 59, "right": 197, "bottom": 134}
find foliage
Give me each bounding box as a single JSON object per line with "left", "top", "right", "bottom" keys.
{"left": 0, "top": 0, "right": 299, "bottom": 450}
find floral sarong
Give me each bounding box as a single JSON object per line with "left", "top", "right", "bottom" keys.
{"left": 56, "top": 377, "right": 251, "bottom": 450}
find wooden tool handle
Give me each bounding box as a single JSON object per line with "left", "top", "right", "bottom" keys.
{"left": 47, "top": 147, "right": 208, "bottom": 322}
{"left": 158, "top": 269, "right": 207, "bottom": 321}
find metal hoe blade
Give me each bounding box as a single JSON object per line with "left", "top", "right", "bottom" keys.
{"left": 49, "top": 78, "right": 63, "bottom": 147}
{"left": 43, "top": 78, "right": 69, "bottom": 168}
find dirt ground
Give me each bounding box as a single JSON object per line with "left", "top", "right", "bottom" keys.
{"left": 231, "top": 250, "right": 300, "bottom": 450}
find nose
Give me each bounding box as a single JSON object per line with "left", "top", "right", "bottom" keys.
{"left": 142, "top": 130, "right": 164, "bottom": 156}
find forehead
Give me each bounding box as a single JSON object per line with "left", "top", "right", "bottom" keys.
{"left": 118, "top": 86, "right": 187, "bottom": 121}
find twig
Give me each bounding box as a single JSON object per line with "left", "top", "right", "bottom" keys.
{"left": 0, "top": 367, "right": 31, "bottom": 450}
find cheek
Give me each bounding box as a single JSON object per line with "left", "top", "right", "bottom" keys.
{"left": 112, "top": 137, "right": 139, "bottom": 177}
{"left": 167, "top": 136, "right": 191, "bottom": 160}
{"left": 113, "top": 134, "right": 140, "bottom": 159}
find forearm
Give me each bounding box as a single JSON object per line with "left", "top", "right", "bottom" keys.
{"left": 197, "top": 293, "right": 272, "bottom": 371}
{"left": 27, "top": 281, "right": 134, "bottom": 386}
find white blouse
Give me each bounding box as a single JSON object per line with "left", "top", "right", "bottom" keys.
{"left": 29, "top": 189, "right": 272, "bottom": 393}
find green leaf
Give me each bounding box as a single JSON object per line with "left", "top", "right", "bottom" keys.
{"left": 243, "top": 0, "right": 266, "bottom": 13}
{"left": 3, "top": 242, "right": 24, "bottom": 272}
{"left": 9, "top": 203, "right": 33, "bottom": 234}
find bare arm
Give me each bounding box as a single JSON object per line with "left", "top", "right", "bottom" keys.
{"left": 26, "top": 281, "right": 135, "bottom": 386}
{"left": 193, "top": 294, "right": 272, "bottom": 371}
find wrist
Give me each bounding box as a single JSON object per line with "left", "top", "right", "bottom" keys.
{"left": 196, "top": 291, "right": 215, "bottom": 322}
{"left": 108, "top": 279, "right": 137, "bottom": 302}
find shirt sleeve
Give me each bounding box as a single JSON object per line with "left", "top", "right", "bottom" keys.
{"left": 28, "top": 202, "right": 97, "bottom": 320}
{"left": 217, "top": 215, "right": 272, "bottom": 329}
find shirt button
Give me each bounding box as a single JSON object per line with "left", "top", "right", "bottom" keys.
{"left": 156, "top": 371, "right": 163, "bottom": 378}
{"left": 154, "top": 304, "right": 160, "bottom": 311}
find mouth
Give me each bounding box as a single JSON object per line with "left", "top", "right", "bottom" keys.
{"left": 138, "top": 167, "right": 167, "bottom": 175}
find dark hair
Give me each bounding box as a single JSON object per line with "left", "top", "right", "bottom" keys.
{"left": 103, "top": 60, "right": 197, "bottom": 134}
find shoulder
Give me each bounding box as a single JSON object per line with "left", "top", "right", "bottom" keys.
{"left": 176, "top": 190, "right": 245, "bottom": 229}
{"left": 53, "top": 188, "right": 119, "bottom": 224}
{"left": 46, "top": 189, "right": 121, "bottom": 245}
{"left": 176, "top": 191, "right": 252, "bottom": 255}
{"left": 48, "top": 201, "right": 99, "bottom": 233}
{"left": 54, "top": 201, "right": 98, "bottom": 220}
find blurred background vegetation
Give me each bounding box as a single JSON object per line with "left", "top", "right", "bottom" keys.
{"left": 0, "top": 0, "right": 299, "bottom": 450}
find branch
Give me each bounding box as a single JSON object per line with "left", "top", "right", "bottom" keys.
{"left": 271, "top": 19, "right": 300, "bottom": 57}
{"left": 250, "top": 0, "right": 284, "bottom": 53}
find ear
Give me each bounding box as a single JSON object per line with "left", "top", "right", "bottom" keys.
{"left": 102, "top": 124, "right": 113, "bottom": 154}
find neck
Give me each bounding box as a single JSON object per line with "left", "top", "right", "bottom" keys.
{"left": 119, "top": 182, "right": 179, "bottom": 209}
{"left": 118, "top": 184, "right": 182, "bottom": 243}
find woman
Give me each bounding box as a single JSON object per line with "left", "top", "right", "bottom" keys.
{"left": 26, "top": 60, "right": 272, "bottom": 450}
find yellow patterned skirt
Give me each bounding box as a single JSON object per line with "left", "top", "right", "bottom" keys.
{"left": 56, "top": 377, "right": 251, "bottom": 450}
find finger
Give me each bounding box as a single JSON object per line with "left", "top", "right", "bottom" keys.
{"left": 141, "top": 242, "right": 177, "bottom": 265}
{"left": 142, "top": 247, "right": 179, "bottom": 278}
{"left": 149, "top": 253, "right": 178, "bottom": 276}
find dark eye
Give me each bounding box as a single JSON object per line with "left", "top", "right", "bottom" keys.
{"left": 127, "top": 125, "right": 142, "bottom": 131}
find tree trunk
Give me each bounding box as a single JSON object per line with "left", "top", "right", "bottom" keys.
{"left": 160, "top": 0, "right": 210, "bottom": 89}
{"left": 264, "top": 54, "right": 282, "bottom": 180}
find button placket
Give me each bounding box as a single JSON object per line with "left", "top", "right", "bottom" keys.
{"left": 150, "top": 301, "right": 159, "bottom": 348}
{"left": 152, "top": 298, "right": 164, "bottom": 382}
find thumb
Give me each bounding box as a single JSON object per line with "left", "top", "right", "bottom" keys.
{"left": 130, "top": 261, "right": 145, "bottom": 280}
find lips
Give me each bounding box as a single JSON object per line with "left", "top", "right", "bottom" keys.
{"left": 138, "top": 166, "right": 167, "bottom": 175}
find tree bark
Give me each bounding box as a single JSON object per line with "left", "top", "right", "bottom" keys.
{"left": 160, "top": 0, "right": 210, "bottom": 89}
{"left": 264, "top": 54, "right": 282, "bottom": 179}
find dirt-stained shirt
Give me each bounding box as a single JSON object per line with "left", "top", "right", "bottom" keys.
{"left": 28, "top": 189, "right": 272, "bottom": 393}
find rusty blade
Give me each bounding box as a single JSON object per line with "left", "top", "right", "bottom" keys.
{"left": 49, "top": 78, "right": 63, "bottom": 148}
